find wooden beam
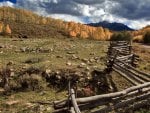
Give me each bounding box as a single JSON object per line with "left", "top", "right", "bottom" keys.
{"left": 114, "top": 63, "right": 146, "bottom": 84}
{"left": 115, "top": 62, "right": 150, "bottom": 82}
{"left": 71, "top": 89, "right": 81, "bottom": 113}
{"left": 79, "top": 87, "right": 150, "bottom": 111}
{"left": 113, "top": 65, "right": 139, "bottom": 85}
{"left": 116, "top": 59, "right": 150, "bottom": 78}
{"left": 75, "top": 82, "right": 150, "bottom": 104}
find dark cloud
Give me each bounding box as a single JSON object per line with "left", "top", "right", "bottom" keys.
{"left": 16, "top": 0, "right": 150, "bottom": 21}
{"left": 73, "top": 0, "right": 104, "bottom": 5}
{"left": 2, "top": 0, "right": 149, "bottom": 28}
{"left": 111, "top": 0, "right": 150, "bottom": 20}
{"left": 39, "top": 0, "right": 83, "bottom": 16}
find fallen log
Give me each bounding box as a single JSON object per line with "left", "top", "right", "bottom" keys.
{"left": 90, "top": 92, "right": 150, "bottom": 113}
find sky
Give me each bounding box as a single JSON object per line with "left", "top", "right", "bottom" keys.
{"left": 1, "top": 0, "right": 150, "bottom": 29}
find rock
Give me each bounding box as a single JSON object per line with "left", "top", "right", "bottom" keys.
{"left": 81, "top": 63, "right": 86, "bottom": 66}
{"left": 10, "top": 69, "right": 15, "bottom": 77}
{"left": 66, "top": 62, "right": 72, "bottom": 66}
{"left": 67, "top": 51, "right": 75, "bottom": 54}
{"left": 50, "top": 48, "right": 54, "bottom": 52}
{"left": 5, "top": 100, "right": 19, "bottom": 106}
{"left": 25, "top": 102, "right": 35, "bottom": 108}
{"left": 82, "top": 58, "right": 88, "bottom": 63}
{"left": 77, "top": 63, "right": 86, "bottom": 68}
{"left": 7, "top": 61, "right": 13, "bottom": 65}
{"left": 94, "top": 57, "right": 99, "bottom": 60}
{"left": 56, "top": 71, "right": 60, "bottom": 75}
{"left": 45, "top": 69, "right": 51, "bottom": 76}
{"left": 85, "top": 66, "right": 90, "bottom": 71}
{"left": 89, "top": 58, "right": 95, "bottom": 63}
{"left": 46, "top": 107, "right": 52, "bottom": 111}
{"left": 72, "top": 54, "right": 78, "bottom": 59}
{"left": 0, "top": 51, "right": 3, "bottom": 53}
{"left": 20, "top": 47, "right": 27, "bottom": 52}
{"left": 39, "top": 91, "right": 46, "bottom": 96}
{"left": 0, "top": 88, "right": 5, "bottom": 94}
{"left": 56, "top": 55, "right": 63, "bottom": 58}
{"left": 0, "top": 45, "right": 4, "bottom": 48}
{"left": 90, "top": 53, "right": 95, "bottom": 55}
{"left": 40, "top": 105, "right": 45, "bottom": 111}
{"left": 93, "top": 66, "right": 98, "bottom": 69}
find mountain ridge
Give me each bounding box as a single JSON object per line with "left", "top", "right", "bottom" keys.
{"left": 88, "top": 21, "right": 134, "bottom": 31}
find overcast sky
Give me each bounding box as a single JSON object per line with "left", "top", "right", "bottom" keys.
{"left": 1, "top": 0, "right": 150, "bottom": 29}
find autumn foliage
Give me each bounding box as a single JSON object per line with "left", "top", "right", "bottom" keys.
{"left": 64, "top": 22, "right": 112, "bottom": 40}
{"left": 132, "top": 26, "right": 150, "bottom": 42}
{"left": 0, "top": 7, "right": 113, "bottom": 40}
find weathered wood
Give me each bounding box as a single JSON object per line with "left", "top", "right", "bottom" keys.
{"left": 70, "top": 89, "right": 81, "bottom": 113}
{"left": 90, "top": 92, "right": 150, "bottom": 113}
{"left": 79, "top": 87, "right": 150, "bottom": 111}
{"left": 116, "top": 54, "right": 133, "bottom": 60}
{"left": 114, "top": 63, "right": 145, "bottom": 84}
{"left": 115, "top": 62, "right": 150, "bottom": 82}
{"left": 54, "top": 99, "right": 68, "bottom": 109}
{"left": 70, "top": 107, "right": 75, "bottom": 113}
{"left": 75, "top": 82, "right": 150, "bottom": 104}
{"left": 79, "top": 100, "right": 110, "bottom": 111}
{"left": 113, "top": 65, "right": 139, "bottom": 85}
{"left": 116, "top": 59, "right": 150, "bottom": 78}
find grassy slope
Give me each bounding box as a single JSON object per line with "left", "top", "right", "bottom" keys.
{"left": 0, "top": 36, "right": 107, "bottom": 71}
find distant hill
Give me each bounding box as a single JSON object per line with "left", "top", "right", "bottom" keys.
{"left": 88, "top": 21, "right": 134, "bottom": 31}
{"left": 0, "top": 7, "right": 112, "bottom": 40}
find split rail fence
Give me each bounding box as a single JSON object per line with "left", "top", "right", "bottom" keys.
{"left": 53, "top": 41, "right": 150, "bottom": 113}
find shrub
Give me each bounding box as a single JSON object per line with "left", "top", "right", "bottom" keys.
{"left": 143, "top": 31, "right": 150, "bottom": 44}
{"left": 110, "top": 32, "right": 132, "bottom": 41}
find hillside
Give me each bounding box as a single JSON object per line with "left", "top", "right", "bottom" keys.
{"left": 0, "top": 7, "right": 112, "bottom": 40}
{"left": 88, "top": 21, "right": 133, "bottom": 31}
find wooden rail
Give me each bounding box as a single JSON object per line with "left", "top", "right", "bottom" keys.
{"left": 70, "top": 89, "right": 81, "bottom": 113}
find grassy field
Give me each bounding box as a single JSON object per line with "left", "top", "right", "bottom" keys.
{"left": 0, "top": 36, "right": 149, "bottom": 113}
{"left": 0, "top": 36, "right": 107, "bottom": 71}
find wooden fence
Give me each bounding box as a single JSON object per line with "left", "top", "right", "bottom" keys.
{"left": 53, "top": 41, "right": 150, "bottom": 113}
